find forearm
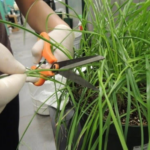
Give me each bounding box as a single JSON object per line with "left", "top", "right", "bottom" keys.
{"left": 16, "top": 0, "right": 69, "bottom": 33}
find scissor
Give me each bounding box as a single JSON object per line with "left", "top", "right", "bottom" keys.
{"left": 31, "top": 32, "right": 104, "bottom": 91}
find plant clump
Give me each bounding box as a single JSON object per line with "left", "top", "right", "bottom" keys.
{"left": 66, "top": 1, "right": 150, "bottom": 149}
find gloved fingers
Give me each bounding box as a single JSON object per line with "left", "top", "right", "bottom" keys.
{"left": 49, "top": 24, "right": 75, "bottom": 62}
{"left": 0, "top": 74, "right": 26, "bottom": 113}
{"left": 26, "top": 63, "right": 51, "bottom": 83}
{"left": 32, "top": 40, "right": 44, "bottom": 64}
{"left": 31, "top": 24, "right": 75, "bottom": 65}
{"left": 26, "top": 76, "right": 39, "bottom": 83}
{"left": 0, "top": 43, "right": 25, "bottom": 74}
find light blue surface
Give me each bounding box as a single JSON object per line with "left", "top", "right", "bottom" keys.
{"left": 4, "top": 0, "right": 15, "bottom": 12}
{"left": 0, "top": 1, "right": 9, "bottom": 34}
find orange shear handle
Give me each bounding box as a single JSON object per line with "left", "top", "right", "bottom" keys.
{"left": 31, "top": 66, "right": 55, "bottom": 86}
{"left": 40, "top": 32, "right": 57, "bottom": 64}
{"left": 31, "top": 32, "right": 58, "bottom": 86}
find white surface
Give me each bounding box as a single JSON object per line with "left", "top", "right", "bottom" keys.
{"left": 28, "top": 74, "right": 68, "bottom": 115}
{"left": 74, "top": 32, "right": 82, "bottom": 49}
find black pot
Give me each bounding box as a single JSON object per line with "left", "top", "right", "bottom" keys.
{"left": 105, "top": 123, "right": 148, "bottom": 150}
{"left": 49, "top": 101, "right": 83, "bottom": 150}
{"left": 80, "top": 114, "right": 148, "bottom": 150}
{"left": 49, "top": 105, "right": 148, "bottom": 150}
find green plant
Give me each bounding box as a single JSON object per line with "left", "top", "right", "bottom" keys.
{"left": 1, "top": 0, "right": 150, "bottom": 150}
{"left": 59, "top": 0, "right": 150, "bottom": 150}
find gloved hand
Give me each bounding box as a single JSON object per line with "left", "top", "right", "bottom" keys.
{"left": 0, "top": 43, "right": 26, "bottom": 113}
{"left": 26, "top": 24, "right": 75, "bottom": 83}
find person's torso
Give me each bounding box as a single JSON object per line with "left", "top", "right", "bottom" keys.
{"left": 0, "top": 13, "right": 12, "bottom": 75}
{"left": 0, "top": 13, "right": 12, "bottom": 53}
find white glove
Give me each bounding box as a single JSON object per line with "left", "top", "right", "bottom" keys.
{"left": 26, "top": 24, "right": 75, "bottom": 83}
{"left": 0, "top": 43, "right": 26, "bottom": 113}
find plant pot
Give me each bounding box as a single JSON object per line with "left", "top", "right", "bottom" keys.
{"left": 105, "top": 123, "right": 148, "bottom": 150}
{"left": 80, "top": 114, "right": 148, "bottom": 150}
{"left": 49, "top": 101, "right": 83, "bottom": 150}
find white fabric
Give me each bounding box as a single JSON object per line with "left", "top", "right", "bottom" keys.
{"left": 28, "top": 74, "right": 68, "bottom": 110}
{"left": 0, "top": 43, "right": 26, "bottom": 113}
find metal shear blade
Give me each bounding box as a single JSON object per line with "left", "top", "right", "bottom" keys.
{"left": 59, "top": 70, "right": 99, "bottom": 91}
{"left": 53, "top": 55, "right": 104, "bottom": 70}
{"left": 52, "top": 55, "right": 105, "bottom": 91}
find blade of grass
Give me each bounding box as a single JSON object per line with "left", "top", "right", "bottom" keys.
{"left": 146, "top": 56, "right": 150, "bottom": 149}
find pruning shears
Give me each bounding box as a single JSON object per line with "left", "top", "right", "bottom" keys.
{"left": 31, "top": 32, "right": 104, "bottom": 91}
